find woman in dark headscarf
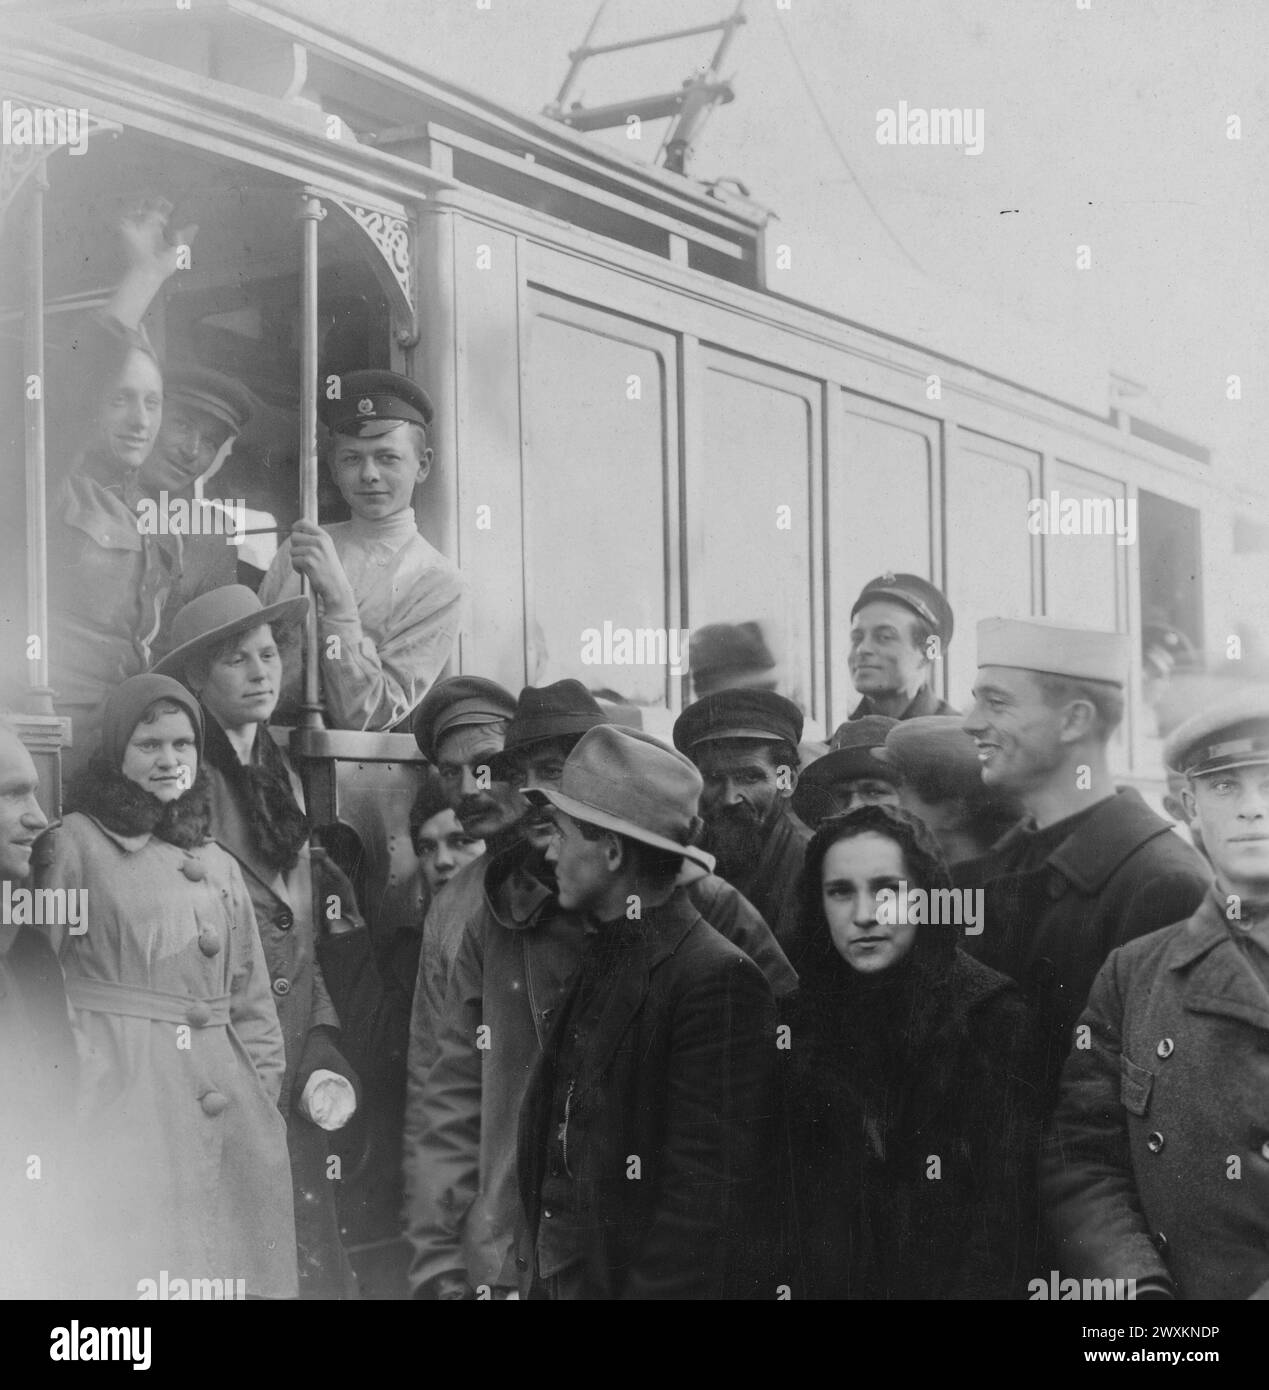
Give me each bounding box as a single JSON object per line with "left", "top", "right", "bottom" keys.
{"left": 780, "top": 803, "right": 1040, "bottom": 1299}
{"left": 41, "top": 673, "right": 296, "bottom": 1299}
{"left": 154, "top": 585, "right": 364, "bottom": 1299}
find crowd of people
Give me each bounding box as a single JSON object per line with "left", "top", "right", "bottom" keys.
{"left": 1, "top": 205, "right": 1266, "bottom": 1302}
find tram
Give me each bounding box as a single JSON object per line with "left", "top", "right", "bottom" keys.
{"left": 3, "top": 0, "right": 1267, "bottom": 903}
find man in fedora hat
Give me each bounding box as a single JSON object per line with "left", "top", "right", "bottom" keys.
{"left": 789, "top": 715, "right": 901, "bottom": 831}
{"left": 957, "top": 616, "right": 1209, "bottom": 1108}
{"left": 848, "top": 572, "right": 958, "bottom": 721}
{"left": 154, "top": 584, "right": 366, "bottom": 1297}
{"left": 258, "top": 369, "right": 467, "bottom": 732}
{"left": 673, "top": 689, "right": 810, "bottom": 951}
{"left": 403, "top": 679, "right": 795, "bottom": 1300}
{"left": 515, "top": 725, "right": 778, "bottom": 1299}
{"left": 1041, "top": 687, "right": 1269, "bottom": 1299}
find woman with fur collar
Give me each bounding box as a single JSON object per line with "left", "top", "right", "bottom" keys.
{"left": 42, "top": 673, "right": 297, "bottom": 1299}
{"left": 779, "top": 804, "right": 1041, "bottom": 1299}
{"left": 154, "top": 585, "right": 363, "bottom": 1299}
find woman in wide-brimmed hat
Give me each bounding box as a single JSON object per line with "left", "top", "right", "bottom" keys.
{"left": 154, "top": 585, "right": 362, "bottom": 1298}
{"left": 40, "top": 672, "right": 297, "bottom": 1298}
{"left": 779, "top": 803, "right": 1041, "bottom": 1300}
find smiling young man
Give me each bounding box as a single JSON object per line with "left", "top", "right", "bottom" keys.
{"left": 956, "top": 616, "right": 1208, "bottom": 1106}
{"left": 848, "top": 572, "right": 957, "bottom": 721}
{"left": 258, "top": 370, "right": 466, "bottom": 731}
{"left": 1040, "top": 688, "right": 1269, "bottom": 1300}
{"left": 516, "top": 725, "right": 778, "bottom": 1299}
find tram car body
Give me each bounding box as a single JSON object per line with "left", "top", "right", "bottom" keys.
{"left": 3, "top": 1, "right": 1267, "bottom": 923}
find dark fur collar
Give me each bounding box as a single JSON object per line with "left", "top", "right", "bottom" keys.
{"left": 67, "top": 758, "right": 212, "bottom": 850}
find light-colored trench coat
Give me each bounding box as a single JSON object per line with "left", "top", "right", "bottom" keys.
{"left": 44, "top": 811, "right": 297, "bottom": 1300}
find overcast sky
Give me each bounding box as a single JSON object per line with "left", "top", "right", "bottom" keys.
{"left": 285, "top": 0, "right": 1266, "bottom": 486}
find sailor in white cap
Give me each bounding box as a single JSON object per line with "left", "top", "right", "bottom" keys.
{"left": 956, "top": 617, "right": 1209, "bottom": 1108}
{"left": 1041, "top": 687, "right": 1269, "bottom": 1300}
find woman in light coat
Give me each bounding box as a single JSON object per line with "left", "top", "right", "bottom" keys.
{"left": 42, "top": 673, "right": 296, "bottom": 1299}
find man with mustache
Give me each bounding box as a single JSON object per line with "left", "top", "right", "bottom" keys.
{"left": 258, "top": 370, "right": 466, "bottom": 731}
{"left": 403, "top": 680, "right": 795, "bottom": 1300}
{"left": 673, "top": 689, "right": 810, "bottom": 952}
{"left": 0, "top": 720, "right": 76, "bottom": 1296}
{"left": 1041, "top": 689, "right": 1269, "bottom": 1299}
{"left": 956, "top": 617, "right": 1209, "bottom": 1108}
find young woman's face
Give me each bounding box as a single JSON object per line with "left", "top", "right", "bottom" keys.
{"left": 96, "top": 348, "right": 163, "bottom": 471}
{"left": 196, "top": 625, "right": 282, "bottom": 732}
{"left": 120, "top": 708, "right": 198, "bottom": 803}
{"left": 821, "top": 830, "right": 919, "bottom": 975}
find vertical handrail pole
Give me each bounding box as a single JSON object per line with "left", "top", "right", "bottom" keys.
{"left": 23, "top": 163, "right": 54, "bottom": 716}
{"left": 297, "top": 191, "right": 326, "bottom": 729}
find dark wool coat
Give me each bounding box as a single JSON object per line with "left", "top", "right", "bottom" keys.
{"left": 516, "top": 891, "right": 779, "bottom": 1300}
{"left": 780, "top": 950, "right": 1041, "bottom": 1300}
{"left": 1040, "top": 891, "right": 1269, "bottom": 1300}
{"left": 202, "top": 748, "right": 360, "bottom": 1299}
{"left": 728, "top": 805, "right": 811, "bottom": 954}
{"left": 953, "top": 789, "right": 1210, "bottom": 1106}
{"left": 848, "top": 685, "right": 958, "bottom": 721}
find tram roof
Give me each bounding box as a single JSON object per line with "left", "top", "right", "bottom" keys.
{"left": 2, "top": 0, "right": 1217, "bottom": 462}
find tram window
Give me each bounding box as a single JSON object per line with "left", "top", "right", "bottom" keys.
{"left": 1044, "top": 461, "right": 1126, "bottom": 634}
{"left": 828, "top": 395, "right": 936, "bottom": 725}
{"left": 522, "top": 312, "right": 673, "bottom": 707}
{"left": 946, "top": 431, "right": 1040, "bottom": 707}
{"left": 1139, "top": 490, "right": 1203, "bottom": 654}
{"left": 690, "top": 358, "right": 817, "bottom": 716}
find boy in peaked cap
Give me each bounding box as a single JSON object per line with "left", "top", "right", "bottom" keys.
{"left": 259, "top": 369, "right": 467, "bottom": 732}
{"left": 1042, "top": 687, "right": 1269, "bottom": 1299}
{"left": 956, "top": 616, "right": 1209, "bottom": 1110}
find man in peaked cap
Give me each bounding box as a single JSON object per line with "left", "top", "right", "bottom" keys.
{"left": 688, "top": 621, "right": 779, "bottom": 700}
{"left": 956, "top": 617, "right": 1209, "bottom": 1110}
{"left": 404, "top": 680, "right": 795, "bottom": 1300}
{"left": 515, "top": 726, "right": 778, "bottom": 1299}
{"left": 674, "top": 689, "right": 810, "bottom": 952}
{"left": 259, "top": 368, "right": 467, "bottom": 732}
{"left": 848, "top": 572, "right": 958, "bottom": 721}
{"left": 1041, "top": 687, "right": 1269, "bottom": 1299}
{"left": 789, "top": 715, "right": 901, "bottom": 830}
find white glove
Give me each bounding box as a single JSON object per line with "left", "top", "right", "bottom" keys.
{"left": 298, "top": 1068, "right": 356, "bottom": 1131}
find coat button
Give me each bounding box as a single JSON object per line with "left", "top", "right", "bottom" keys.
{"left": 275, "top": 909, "right": 294, "bottom": 931}
{"left": 185, "top": 1002, "right": 212, "bottom": 1027}
{"left": 272, "top": 977, "right": 291, "bottom": 997}
{"left": 515, "top": 1257, "right": 527, "bottom": 1271}
{"left": 1153, "top": 1230, "right": 1169, "bottom": 1256}
{"left": 181, "top": 858, "right": 207, "bottom": 882}
{"left": 200, "top": 1090, "right": 229, "bottom": 1117}
{"left": 1156, "top": 1038, "right": 1174, "bottom": 1059}
{"left": 543, "top": 1209, "right": 553, "bottom": 1220}
{"left": 1260, "top": 1140, "right": 1269, "bottom": 1162}
{"left": 198, "top": 930, "right": 221, "bottom": 957}
{"left": 1146, "top": 1132, "right": 1165, "bottom": 1154}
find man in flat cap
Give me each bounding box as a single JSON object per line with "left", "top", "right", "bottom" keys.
{"left": 404, "top": 680, "right": 795, "bottom": 1300}
{"left": 674, "top": 690, "right": 811, "bottom": 951}
{"left": 259, "top": 369, "right": 467, "bottom": 731}
{"left": 689, "top": 621, "right": 779, "bottom": 700}
{"left": 1040, "top": 688, "right": 1269, "bottom": 1299}
{"left": 876, "top": 715, "right": 1024, "bottom": 867}
{"left": 789, "top": 715, "right": 901, "bottom": 831}
{"left": 517, "top": 725, "right": 778, "bottom": 1299}
{"left": 848, "top": 572, "right": 957, "bottom": 721}
{"left": 958, "top": 617, "right": 1209, "bottom": 1107}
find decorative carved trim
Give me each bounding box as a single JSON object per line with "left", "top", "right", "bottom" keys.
{"left": 0, "top": 107, "right": 121, "bottom": 228}
{"left": 327, "top": 195, "right": 416, "bottom": 327}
